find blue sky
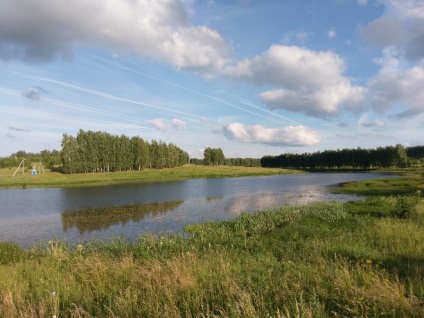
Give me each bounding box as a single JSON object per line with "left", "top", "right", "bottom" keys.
{"left": 1, "top": 0, "right": 424, "bottom": 158}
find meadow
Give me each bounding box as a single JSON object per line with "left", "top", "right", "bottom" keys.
{"left": 1, "top": 170, "right": 423, "bottom": 317}
{"left": 0, "top": 164, "right": 290, "bottom": 189}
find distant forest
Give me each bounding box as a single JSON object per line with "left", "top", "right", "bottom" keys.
{"left": 3, "top": 132, "right": 424, "bottom": 172}
{"left": 60, "top": 130, "right": 190, "bottom": 173}
{"left": 261, "top": 144, "right": 424, "bottom": 170}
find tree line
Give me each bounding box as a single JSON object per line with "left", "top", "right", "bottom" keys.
{"left": 261, "top": 144, "right": 410, "bottom": 170}
{"left": 188, "top": 147, "right": 261, "bottom": 167}
{"left": 0, "top": 150, "right": 61, "bottom": 170}
{"left": 61, "top": 130, "right": 189, "bottom": 174}
{"left": 4, "top": 141, "right": 424, "bottom": 172}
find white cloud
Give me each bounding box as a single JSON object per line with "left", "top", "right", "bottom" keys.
{"left": 282, "top": 30, "right": 312, "bottom": 44}
{"left": 373, "top": 46, "right": 402, "bottom": 73}
{"left": 384, "top": 0, "right": 424, "bottom": 20}
{"left": 226, "top": 45, "right": 364, "bottom": 118}
{"left": 358, "top": 113, "right": 386, "bottom": 127}
{"left": 327, "top": 29, "right": 337, "bottom": 39}
{"left": 368, "top": 65, "right": 424, "bottom": 118}
{"left": 0, "top": 0, "right": 229, "bottom": 74}
{"left": 358, "top": 0, "right": 368, "bottom": 5}
{"left": 359, "top": 1, "right": 424, "bottom": 120}
{"left": 360, "top": 16, "right": 406, "bottom": 48}
{"left": 360, "top": 0, "right": 424, "bottom": 61}
{"left": 147, "top": 118, "right": 169, "bottom": 132}
{"left": 222, "top": 122, "right": 321, "bottom": 146}
{"left": 148, "top": 118, "right": 186, "bottom": 132}
{"left": 170, "top": 118, "right": 186, "bottom": 129}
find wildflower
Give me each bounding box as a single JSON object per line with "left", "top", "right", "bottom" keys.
{"left": 52, "top": 291, "right": 56, "bottom": 296}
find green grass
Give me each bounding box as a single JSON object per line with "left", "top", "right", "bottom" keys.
{"left": 332, "top": 171, "right": 424, "bottom": 196}
{"left": 1, "top": 198, "right": 423, "bottom": 317}
{"left": 0, "top": 164, "right": 295, "bottom": 189}
{"left": 1, "top": 169, "right": 423, "bottom": 317}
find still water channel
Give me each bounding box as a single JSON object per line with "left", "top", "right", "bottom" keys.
{"left": 0, "top": 172, "right": 389, "bottom": 248}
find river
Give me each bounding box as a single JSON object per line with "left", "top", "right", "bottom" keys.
{"left": 0, "top": 172, "right": 389, "bottom": 247}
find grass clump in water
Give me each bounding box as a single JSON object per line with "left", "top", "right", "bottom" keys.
{"left": 0, "top": 200, "right": 423, "bottom": 317}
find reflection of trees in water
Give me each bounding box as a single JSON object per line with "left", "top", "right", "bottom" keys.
{"left": 62, "top": 201, "right": 183, "bottom": 234}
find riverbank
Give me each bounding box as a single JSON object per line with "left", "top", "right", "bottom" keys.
{"left": 1, "top": 170, "right": 423, "bottom": 317}
{"left": 0, "top": 165, "right": 295, "bottom": 188}
{"left": 332, "top": 170, "right": 423, "bottom": 196}
{"left": 1, "top": 195, "right": 423, "bottom": 317}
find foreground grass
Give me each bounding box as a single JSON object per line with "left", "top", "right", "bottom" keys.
{"left": 0, "top": 165, "right": 292, "bottom": 188}
{"left": 1, "top": 198, "right": 423, "bottom": 317}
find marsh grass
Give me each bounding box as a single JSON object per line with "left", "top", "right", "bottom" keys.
{"left": 333, "top": 171, "right": 424, "bottom": 196}
{"left": 1, "top": 198, "right": 423, "bottom": 317}
{"left": 0, "top": 165, "right": 292, "bottom": 189}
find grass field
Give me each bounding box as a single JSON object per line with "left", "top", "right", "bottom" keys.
{"left": 0, "top": 196, "right": 423, "bottom": 317}
{"left": 0, "top": 164, "right": 293, "bottom": 188}
{"left": 1, "top": 168, "right": 423, "bottom": 317}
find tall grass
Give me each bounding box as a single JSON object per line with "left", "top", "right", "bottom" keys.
{"left": 1, "top": 199, "right": 423, "bottom": 317}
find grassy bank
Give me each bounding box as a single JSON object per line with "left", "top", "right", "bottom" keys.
{"left": 0, "top": 165, "right": 292, "bottom": 188}
{"left": 1, "top": 195, "right": 423, "bottom": 317}
{"left": 332, "top": 170, "right": 424, "bottom": 196}
{"left": 2, "top": 170, "right": 423, "bottom": 317}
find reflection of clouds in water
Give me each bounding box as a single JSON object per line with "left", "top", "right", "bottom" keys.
{"left": 221, "top": 187, "right": 325, "bottom": 216}
{"left": 3, "top": 172, "right": 381, "bottom": 247}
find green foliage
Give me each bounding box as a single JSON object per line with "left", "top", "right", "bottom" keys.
{"left": 203, "top": 147, "right": 225, "bottom": 165}
{"left": 262, "top": 144, "right": 411, "bottom": 169}
{"left": 61, "top": 130, "right": 189, "bottom": 173}
{"left": 391, "top": 195, "right": 418, "bottom": 219}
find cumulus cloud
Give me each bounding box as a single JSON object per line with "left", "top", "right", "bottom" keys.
{"left": 0, "top": 0, "right": 228, "bottom": 74}
{"left": 222, "top": 122, "right": 321, "bottom": 146}
{"left": 148, "top": 118, "right": 186, "bottom": 132}
{"left": 368, "top": 65, "right": 424, "bottom": 117}
{"left": 360, "top": 0, "right": 424, "bottom": 61}
{"left": 170, "top": 118, "right": 186, "bottom": 129}
{"left": 353, "top": 1, "right": 424, "bottom": 121}
{"left": 226, "top": 45, "right": 364, "bottom": 118}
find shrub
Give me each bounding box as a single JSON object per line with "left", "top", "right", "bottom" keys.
{"left": 391, "top": 196, "right": 418, "bottom": 219}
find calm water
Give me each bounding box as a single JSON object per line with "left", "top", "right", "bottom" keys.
{"left": 0, "top": 172, "right": 389, "bottom": 247}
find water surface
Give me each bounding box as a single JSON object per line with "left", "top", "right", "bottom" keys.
{"left": 0, "top": 172, "right": 389, "bottom": 247}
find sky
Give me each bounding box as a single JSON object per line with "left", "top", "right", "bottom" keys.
{"left": 1, "top": 0, "right": 424, "bottom": 159}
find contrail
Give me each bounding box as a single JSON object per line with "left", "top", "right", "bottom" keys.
{"left": 21, "top": 75, "right": 206, "bottom": 122}
{"left": 43, "top": 97, "right": 154, "bottom": 130}
{"left": 0, "top": 85, "right": 156, "bottom": 130}
{"left": 221, "top": 91, "right": 301, "bottom": 126}
{"left": 90, "top": 54, "right": 303, "bottom": 127}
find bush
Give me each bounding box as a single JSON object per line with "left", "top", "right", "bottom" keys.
{"left": 391, "top": 196, "right": 418, "bottom": 219}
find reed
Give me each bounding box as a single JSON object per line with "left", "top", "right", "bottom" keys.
{"left": 1, "top": 197, "right": 423, "bottom": 317}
